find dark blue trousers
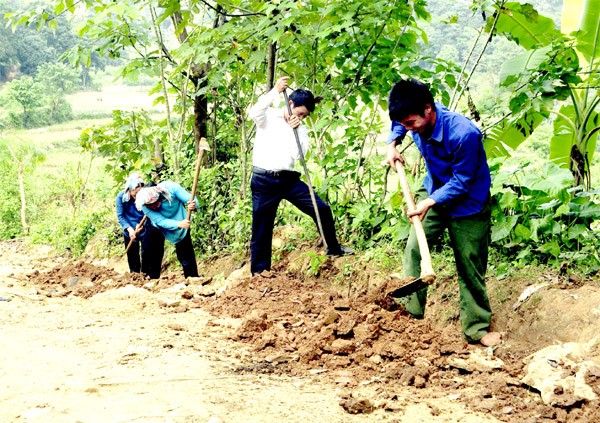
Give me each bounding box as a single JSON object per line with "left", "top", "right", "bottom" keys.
{"left": 175, "top": 230, "right": 199, "bottom": 278}
{"left": 124, "top": 223, "right": 165, "bottom": 279}
{"left": 250, "top": 170, "right": 341, "bottom": 275}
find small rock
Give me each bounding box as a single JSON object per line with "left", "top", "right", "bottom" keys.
{"left": 188, "top": 276, "right": 212, "bottom": 286}
{"left": 428, "top": 404, "right": 441, "bottom": 416}
{"left": 167, "top": 282, "right": 188, "bottom": 292}
{"left": 474, "top": 398, "right": 496, "bottom": 413}
{"left": 321, "top": 309, "right": 340, "bottom": 325}
{"left": 446, "top": 349, "right": 504, "bottom": 373}
{"left": 157, "top": 299, "right": 181, "bottom": 308}
{"left": 339, "top": 396, "right": 375, "bottom": 414}
{"left": 353, "top": 323, "right": 380, "bottom": 343}
{"left": 67, "top": 276, "right": 80, "bottom": 286}
{"left": 369, "top": 355, "right": 383, "bottom": 365}
{"left": 335, "top": 319, "right": 356, "bottom": 337}
{"left": 334, "top": 376, "right": 354, "bottom": 385}
{"left": 265, "top": 353, "right": 291, "bottom": 365}
{"left": 172, "top": 304, "right": 188, "bottom": 313}
{"left": 328, "top": 339, "right": 355, "bottom": 355}
{"left": 233, "top": 311, "right": 269, "bottom": 340}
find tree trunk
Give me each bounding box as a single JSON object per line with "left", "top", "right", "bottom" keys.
{"left": 17, "top": 162, "right": 28, "bottom": 235}
{"left": 191, "top": 75, "right": 208, "bottom": 156}
{"left": 8, "top": 146, "right": 29, "bottom": 234}
{"left": 171, "top": 9, "right": 211, "bottom": 158}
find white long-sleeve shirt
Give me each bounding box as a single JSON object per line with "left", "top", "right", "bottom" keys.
{"left": 248, "top": 88, "right": 310, "bottom": 171}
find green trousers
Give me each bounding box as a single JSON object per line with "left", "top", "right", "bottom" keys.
{"left": 401, "top": 187, "right": 492, "bottom": 343}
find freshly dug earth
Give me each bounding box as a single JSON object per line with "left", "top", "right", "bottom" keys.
{"left": 2, "top": 238, "right": 600, "bottom": 422}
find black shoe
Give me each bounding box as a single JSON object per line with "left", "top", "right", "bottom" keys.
{"left": 327, "top": 245, "right": 354, "bottom": 257}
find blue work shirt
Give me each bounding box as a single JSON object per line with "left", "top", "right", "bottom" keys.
{"left": 141, "top": 181, "right": 199, "bottom": 244}
{"left": 387, "top": 103, "right": 491, "bottom": 217}
{"left": 116, "top": 190, "right": 146, "bottom": 236}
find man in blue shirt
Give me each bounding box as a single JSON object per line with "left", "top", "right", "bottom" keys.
{"left": 386, "top": 79, "right": 500, "bottom": 347}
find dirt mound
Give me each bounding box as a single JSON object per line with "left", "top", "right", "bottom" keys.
{"left": 208, "top": 270, "right": 463, "bottom": 372}
{"left": 204, "top": 265, "right": 600, "bottom": 422}
{"left": 24, "top": 260, "right": 188, "bottom": 298}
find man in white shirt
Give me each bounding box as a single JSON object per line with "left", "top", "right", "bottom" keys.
{"left": 248, "top": 76, "right": 353, "bottom": 275}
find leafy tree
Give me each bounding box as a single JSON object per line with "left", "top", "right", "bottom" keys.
{"left": 0, "top": 136, "right": 45, "bottom": 238}
{"left": 483, "top": 0, "right": 600, "bottom": 189}
{"left": 80, "top": 109, "right": 164, "bottom": 184}
{"left": 3, "top": 76, "right": 46, "bottom": 127}
{"left": 6, "top": 0, "right": 597, "bottom": 269}
{"left": 2, "top": 62, "right": 79, "bottom": 127}
{"left": 35, "top": 62, "right": 79, "bottom": 121}
{"left": 0, "top": 0, "right": 81, "bottom": 79}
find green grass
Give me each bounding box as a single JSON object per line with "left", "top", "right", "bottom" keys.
{"left": 66, "top": 84, "right": 165, "bottom": 117}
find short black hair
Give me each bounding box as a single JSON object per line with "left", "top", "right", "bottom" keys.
{"left": 388, "top": 79, "right": 435, "bottom": 121}
{"left": 290, "top": 88, "right": 316, "bottom": 113}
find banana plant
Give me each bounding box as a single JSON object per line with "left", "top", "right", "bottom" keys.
{"left": 484, "top": 0, "right": 599, "bottom": 189}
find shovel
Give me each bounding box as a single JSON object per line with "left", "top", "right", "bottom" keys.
{"left": 384, "top": 160, "right": 436, "bottom": 299}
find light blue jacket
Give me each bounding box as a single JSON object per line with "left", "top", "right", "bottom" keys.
{"left": 141, "top": 181, "right": 199, "bottom": 244}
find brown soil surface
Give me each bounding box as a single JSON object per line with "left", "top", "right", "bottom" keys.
{"left": 1, "top": 238, "right": 599, "bottom": 422}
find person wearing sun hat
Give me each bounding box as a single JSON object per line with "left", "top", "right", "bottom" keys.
{"left": 115, "top": 172, "right": 165, "bottom": 279}
{"left": 135, "top": 180, "right": 200, "bottom": 278}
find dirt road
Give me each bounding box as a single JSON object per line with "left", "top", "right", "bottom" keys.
{"left": 1, "top": 239, "right": 599, "bottom": 422}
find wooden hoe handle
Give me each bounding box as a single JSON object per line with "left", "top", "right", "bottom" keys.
{"left": 186, "top": 137, "right": 207, "bottom": 221}
{"left": 124, "top": 215, "right": 148, "bottom": 255}
{"left": 394, "top": 161, "right": 435, "bottom": 278}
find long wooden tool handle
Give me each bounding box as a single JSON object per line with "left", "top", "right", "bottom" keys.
{"left": 394, "top": 161, "right": 435, "bottom": 277}
{"left": 283, "top": 90, "right": 328, "bottom": 249}
{"left": 186, "top": 137, "right": 206, "bottom": 221}
{"left": 124, "top": 215, "right": 148, "bottom": 254}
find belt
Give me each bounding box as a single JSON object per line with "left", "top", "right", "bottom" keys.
{"left": 252, "top": 166, "right": 299, "bottom": 178}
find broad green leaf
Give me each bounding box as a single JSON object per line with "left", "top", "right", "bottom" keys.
{"left": 567, "top": 224, "right": 588, "bottom": 240}
{"left": 573, "top": 0, "right": 600, "bottom": 62}
{"left": 537, "top": 240, "right": 561, "bottom": 257}
{"left": 520, "top": 162, "right": 574, "bottom": 196}
{"left": 499, "top": 46, "right": 552, "bottom": 85}
{"left": 566, "top": 201, "right": 600, "bottom": 219}
{"left": 498, "top": 191, "right": 518, "bottom": 210}
{"left": 514, "top": 223, "right": 532, "bottom": 241}
{"left": 549, "top": 104, "right": 577, "bottom": 167}
{"left": 489, "top": 2, "right": 561, "bottom": 50}
{"left": 47, "top": 19, "right": 58, "bottom": 33}
{"left": 538, "top": 199, "right": 561, "bottom": 211}
{"left": 484, "top": 111, "right": 545, "bottom": 158}
{"left": 491, "top": 215, "right": 519, "bottom": 243}
{"left": 554, "top": 203, "right": 571, "bottom": 217}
